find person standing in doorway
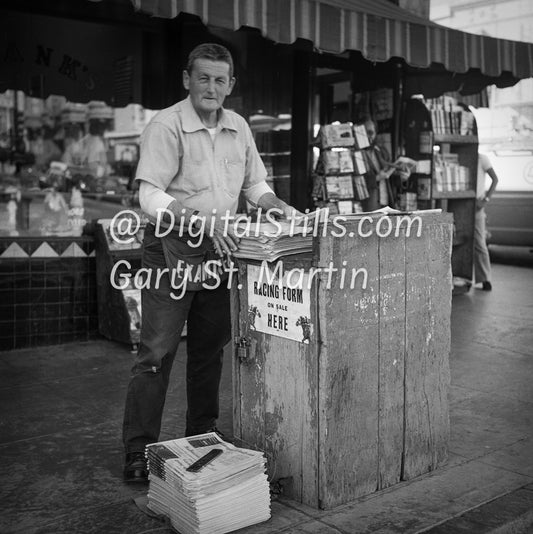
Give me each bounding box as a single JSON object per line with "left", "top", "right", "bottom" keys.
{"left": 122, "top": 43, "right": 300, "bottom": 483}
{"left": 362, "top": 117, "right": 394, "bottom": 210}
{"left": 474, "top": 152, "right": 499, "bottom": 290}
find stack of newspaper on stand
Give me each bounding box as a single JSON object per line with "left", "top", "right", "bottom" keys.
{"left": 232, "top": 218, "right": 314, "bottom": 262}
{"left": 146, "top": 432, "right": 270, "bottom": 534}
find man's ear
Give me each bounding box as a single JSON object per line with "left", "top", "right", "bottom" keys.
{"left": 183, "top": 70, "right": 190, "bottom": 91}
{"left": 227, "top": 77, "right": 236, "bottom": 95}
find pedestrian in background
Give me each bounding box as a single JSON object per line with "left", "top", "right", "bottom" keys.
{"left": 475, "top": 152, "right": 499, "bottom": 290}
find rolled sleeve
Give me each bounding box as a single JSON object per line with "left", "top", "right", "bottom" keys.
{"left": 242, "top": 180, "right": 274, "bottom": 206}
{"left": 139, "top": 180, "right": 175, "bottom": 219}
{"left": 479, "top": 152, "right": 492, "bottom": 172}
{"left": 135, "top": 122, "right": 182, "bottom": 190}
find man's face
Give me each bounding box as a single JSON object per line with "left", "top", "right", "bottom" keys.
{"left": 365, "top": 120, "right": 377, "bottom": 143}
{"left": 183, "top": 59, "right": 235, "bottom": 118}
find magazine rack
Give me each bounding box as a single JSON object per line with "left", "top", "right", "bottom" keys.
{"left": 231, "top": 211, "right": 453, "bottom": 509}
{"left": 95, "top": 219, "right": 144, "bottom": 350}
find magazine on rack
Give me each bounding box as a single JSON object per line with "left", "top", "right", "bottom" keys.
{"left": 320, "top": 123, "right": 355, "bottom": 148}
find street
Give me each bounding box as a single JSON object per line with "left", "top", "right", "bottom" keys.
{"left": 0, "top": 249, "right": 532, "bottom": 533}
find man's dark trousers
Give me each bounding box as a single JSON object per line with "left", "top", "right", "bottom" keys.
{"left": 122, "top": 225, "right": 231, "bottom": 454}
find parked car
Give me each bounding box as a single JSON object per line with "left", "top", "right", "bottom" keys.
{"left": 482, "top": 146, "right": 533, "bottom": 247}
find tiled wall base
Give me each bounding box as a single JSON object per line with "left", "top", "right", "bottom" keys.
{"left": 0, "top": 237, "right": 98, "bottom": 350}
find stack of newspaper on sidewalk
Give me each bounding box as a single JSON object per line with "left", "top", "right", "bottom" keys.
{"left": 146, "top": 432, "right": 270, "bottom": 534}
{"left": 232, "top": 218, "right": 314, "bottom": 262}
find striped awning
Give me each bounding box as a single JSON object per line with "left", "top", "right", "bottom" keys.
{"left": 131, "top": 0, "right": 533, "bottom": 82}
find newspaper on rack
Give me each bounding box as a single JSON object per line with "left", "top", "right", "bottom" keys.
{"left": 146, "top": 432, "right": 271, "bottom": 534}
{"left": 382, "top": 156, "right": 417, "bottom": 179}
{"left": 342, "top": 206, "right": 443, "bottom": 218}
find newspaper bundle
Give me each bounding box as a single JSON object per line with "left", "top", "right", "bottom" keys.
{"left": 232, "top": 219, "right": 314, "bottom": 262}
{"left": 146, "top": 432, "right": 270, "bottom": 534}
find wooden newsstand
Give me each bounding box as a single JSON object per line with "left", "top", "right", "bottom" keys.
{"left": 231, "top": 211, "right": 453, "bottom": 509}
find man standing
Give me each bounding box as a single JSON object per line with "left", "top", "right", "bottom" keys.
{"left": 474, "top": 152, "right": 499, "bottom": 290}
{"left": 122, "top": 43, "right": 299, "bottom": 482}
{"left": 362, "top": 117, "right": 393, "bottom": 211}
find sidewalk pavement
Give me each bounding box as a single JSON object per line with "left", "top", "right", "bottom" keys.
{"left": 0, "top": 259, "right": 532, "bottom": 534}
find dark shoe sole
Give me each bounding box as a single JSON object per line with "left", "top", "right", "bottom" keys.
{"left": 124, "top": 474, "right": 148, "bottom": 484}
{"left": 124, "top": 455, "right": 148, "bottom": 483}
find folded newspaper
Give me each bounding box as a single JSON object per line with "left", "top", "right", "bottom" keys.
{"left": 383, "top": 156, "right": 417, "bottom": 178}
{"left": 146, "top": 432, "right": 270, "bottom": 534}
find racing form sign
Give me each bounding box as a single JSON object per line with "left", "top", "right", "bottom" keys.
{"left": 246, "top": 264, "right": 313, "bottom": 344}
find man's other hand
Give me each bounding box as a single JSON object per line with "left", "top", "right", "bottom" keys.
{"left": 210, "top": 216, "right": 240, "bottom": 257}
{"left": 257, "top": 192, "right": 304, "bottom": 221}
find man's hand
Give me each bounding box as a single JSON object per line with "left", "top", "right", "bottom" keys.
{"left": 398, "top": 170, "right": 410, "bottom": 182}
{"left": 476, "top": 197, "right": 489, "bottom": 211}
{"left": 209, "top": 216, "right": 240, "bottom": 257}
{"left": 168, "top": 200, "right": 240, "bottom": 257}
{"left": 256, "top": 192, "right": 304, "bottom": 221}
{"left": 377, "top": 170, "right": 389, "bottom": 182}
{"left": 277, "top": 202, "right": 305, "bottom": 221}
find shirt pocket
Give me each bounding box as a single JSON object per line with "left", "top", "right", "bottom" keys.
{"left": 222, "top": 154, "right": 245, "bottom": 198}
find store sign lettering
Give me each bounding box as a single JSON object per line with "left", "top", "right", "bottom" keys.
{"left": 36, "top": 46, "right": 53, "bottom": 67}
{"left": 3, "top": 42, "right": 24, "bottom": 63}
{"left": 2, "top": 42, "right": 95, "bottom": 90}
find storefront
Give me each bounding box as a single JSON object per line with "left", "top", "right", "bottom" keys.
{"left": 1, "top": 0, "right": 532, "bottom": 350}
{"left": 0, "top": 0, "right": 169, "bottom": 349}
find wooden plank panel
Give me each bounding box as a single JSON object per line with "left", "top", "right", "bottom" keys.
{"left": 233, "top": 262, "right": 266, "bottom": 454}
{"left": 230, "top": 269, "right": 242, "bottom": 440}
{"left": 318, "top": 222, "right": 380, "bottom": 509}
{"left": 426, "top": 219, "right": 452, "bottom": 462}
{"left": 377, "top": 225, "right": 406, "bottom": 489}
{"left": 262, "top": 331, "right": 318, "bottom": 505}
{"left": 303, "top": 282, "right": 320, "bottom": 506}
{"left": 403, "top": 217, "right": 452, "bottom": 480}
{"left": 234, "top": 261, "right": 319, "bottom": 506}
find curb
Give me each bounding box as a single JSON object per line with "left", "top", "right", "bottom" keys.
{"left": 418, "top": 484, "right": 533, "bottom": 533}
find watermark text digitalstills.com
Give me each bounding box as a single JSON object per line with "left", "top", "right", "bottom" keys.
{"left": 109, "top": 207, "right": 424, "bottom": 247}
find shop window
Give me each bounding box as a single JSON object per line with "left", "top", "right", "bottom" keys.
{"left": 0, "top": 90, "right": 158, "bottom": 238}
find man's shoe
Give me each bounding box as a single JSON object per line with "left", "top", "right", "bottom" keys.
{"left": 124, "top": 452, "right": 148, "bottom": 483}
{"left": 482, "top": 281, "right": 492, "bottom": 291}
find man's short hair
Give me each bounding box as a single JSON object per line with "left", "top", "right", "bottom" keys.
{"left": 186, "top": 43, "right": 234, "bottom": 78}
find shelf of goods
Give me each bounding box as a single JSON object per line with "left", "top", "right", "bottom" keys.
{"left": 403, "top": 97, "right": 479, "bottom": 293}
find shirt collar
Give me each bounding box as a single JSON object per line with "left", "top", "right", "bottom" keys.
{"left": 181, "top": 96, "right": 238, "bottom": 133}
